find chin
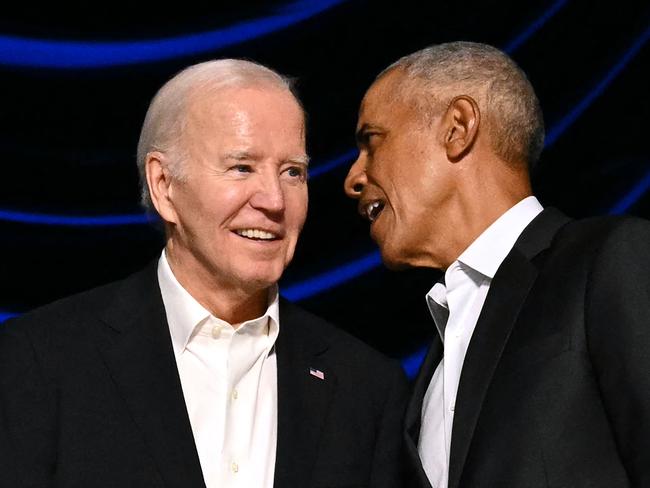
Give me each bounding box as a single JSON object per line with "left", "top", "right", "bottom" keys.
{"left": 243, "top": 273, "right": 279, "bottom": 289}
{"left": 378, "top": 246, "right": 412, "bottom": 271}
{"left": 241, "top": 265, "right": 285, "bottom": 289}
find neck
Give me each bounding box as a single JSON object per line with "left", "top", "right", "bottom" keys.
{"left": 164, "top": 245, "right": 270, "bottom": 326}
{"left": 437, "top": 160, "right": 532, "bottom": 269}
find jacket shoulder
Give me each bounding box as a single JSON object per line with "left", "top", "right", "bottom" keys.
{"left": 535, "top": 213, "right": 650, "bottom": 262}
{"left": 1, "top": 265, "right": 151, "bottom": 338}
{"left": 559, "top": 214, "right": 650, "bottom": 237}
{"left": 278, "top": 298, "right": 405, "bottom": 379}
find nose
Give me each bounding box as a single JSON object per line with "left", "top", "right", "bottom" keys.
{"left": 344, "top": 156, "right": 366, "bottom": 199}
{"left": 250, "top": 174, "right": 285, "bottom": 214}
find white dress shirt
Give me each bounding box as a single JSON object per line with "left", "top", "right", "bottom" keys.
{"left": 418, "top": 196, "right": 543, "bottom": 488}
{"left": 157, "top": 252, "right": 279, "bottom": 488}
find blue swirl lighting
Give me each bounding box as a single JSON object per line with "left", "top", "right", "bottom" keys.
{"left": 281, "top": 250, "right": 382, "bottom": 301}
{"left": 0, "top": 250, "right": 381, "bottom": 325}
{"left": 609, "top": 167, "right": 650, "bottom": 215}
{"left": 282, "top": 26, "right": 650, "bottom": 302}
{"left": 308, "top": 149, "right": 358, "bottom": 178}
{"left": 546, "top": 24, "right": 650, "bottom": 147}
{"left": 503, "top": 0, "right": 568, "bottom": 54}
{"left": 0, "top": 149, "right": 357, "bottom": 226}
{"left": 0, "top": 209, "right": 153, "bottom": 226}
{"left": 0, "top": 311, "right": 17, "bottom": 323}
{"left": 399, "top": 159, "right": 650, "bottom": 376}
{"left": 0, "top": 0, "right": 564, "bottom": 228}
{"left": 0, "top": 0, "right": 347, "bottom": 69}
{"left": 401, "top": 345, "right": 429, "bottom": 379}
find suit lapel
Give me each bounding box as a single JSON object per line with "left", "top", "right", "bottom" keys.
{"left": 97, "top": 264, "right": 206, "bottom": 488}
{"left": 404, "top": 338, "right": 443, "bottom": 488}
{"left": 274, "top": 300, "right": 337, "bottom": 488}
{"left": 447, "top": 248, "right": 537, "bottom": 488}
{"left": 447, "top": 208, "right": 571, "bottom": 488}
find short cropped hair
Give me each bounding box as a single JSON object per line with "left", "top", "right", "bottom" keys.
{"left": 136, "top": 59, "right": 299, "bottom": 209}
{"left": 383, "top": 41, "right": 544, "bottom": 167}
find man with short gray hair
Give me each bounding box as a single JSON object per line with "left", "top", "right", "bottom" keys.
{"left": 345, "top": 41, "right": 650, "bottom": 487}
{"left": 0, "top": 59, "right": 408, "bottom": 488}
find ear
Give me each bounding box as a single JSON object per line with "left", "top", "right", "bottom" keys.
{"left": 440, "top": 95, "right": 480, "bottom": 161}
{"left": 145, "top": 152, "right": 179, "bottom": 224}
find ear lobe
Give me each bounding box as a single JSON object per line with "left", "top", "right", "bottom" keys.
{"left": 442, "top": 95, "right": 480, "bottom": 161}
{"left": 145, "top": 152, "right": 178, "bottom": 224}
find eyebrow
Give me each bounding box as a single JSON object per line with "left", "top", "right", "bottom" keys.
{"left": 355, "top": 123, "right": 383, "bottom": 145}
{"left": 223, "top": 150, "right": 310, "bottom": 165}
{"left": 286, "top": 154, "right": 310, "bottom": 165}
{"left": 223, "top": 150, "right": 257, "bottom": 161}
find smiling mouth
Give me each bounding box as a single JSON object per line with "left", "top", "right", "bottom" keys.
{"left": 234, "top": 228, "right": 279, "bottom": 241}
{"left": 364, "top": 200, "right": 385, "bottom": 223}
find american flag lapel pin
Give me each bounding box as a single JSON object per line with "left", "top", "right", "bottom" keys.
{"left": 309, "top": 367, "right": 325, "bottom": 380}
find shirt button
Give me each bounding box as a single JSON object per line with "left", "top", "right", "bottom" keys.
{"left": 232, "top": 389, "right": 238, "bottom": 400}
{"left": 450, "top": 404, "right": 455, "bottom": 412}
{"left": 231, "top": 461, "right": 239, "bottom": 474}
{"left": 211, "top": 324, "right": 222, "bottom": 339}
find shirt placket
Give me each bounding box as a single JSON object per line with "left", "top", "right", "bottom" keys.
{"left": 183, "top": 316, "right": 233, "bottom": 487}
{"left": 221, "top": 320, "right": 269, "bottom": 487}
{"left": 442, "top": 266, "right": 474, "bottom": 459}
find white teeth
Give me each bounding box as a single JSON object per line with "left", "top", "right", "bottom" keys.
{"left": 366, "top": 201, "right": 383, "bottom": 222}
{"left": 235, "top": 229, "right": 277, "bottom": 240}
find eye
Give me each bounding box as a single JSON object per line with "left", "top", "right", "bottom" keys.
{"left": 358, "top": 131, "right": 381, "bottom": 151}
{"left": 232, "top": 164, "right": 252, "bottom": 173}
{"left": 288, "top": 167, "right": 302, "bottom": 177}
{"left": 283, "top": 165, "right": 307, "bottom": 182}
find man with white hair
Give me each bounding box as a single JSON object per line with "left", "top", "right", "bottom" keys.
{"left": 0, "top": 59, "right": 407, "bottom": 488}
{"left": 345, "top": 41, "right": 650, "bottom": 487}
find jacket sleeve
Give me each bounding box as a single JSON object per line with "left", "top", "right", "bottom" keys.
{"left": 0, "top": 319, "right": 57, "bottom": 488}
{"left": 585, "top": 218, "right": 650, "bottom": 487}
{"left": 369, "top": 359, "right": 410, "bottom": 488}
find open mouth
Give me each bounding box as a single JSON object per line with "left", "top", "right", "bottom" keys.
{"left": 234, "top": 228, "right": 279, "bottom": 241}
{"left": 364, "top": 200, "right": 385, "bottom": 223}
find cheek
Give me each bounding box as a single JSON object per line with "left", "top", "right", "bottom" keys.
{"left": 198, "top": 185, "right": 248, "bottom": 220}
{"left": 389, "top": 186, "right": 429, "bottom": 235}
{"left": 286, "top": 188, "right": 308, "bottom": 230}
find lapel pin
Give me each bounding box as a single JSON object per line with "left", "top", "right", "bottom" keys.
{"left": 309, "top": 367, "right": 325, "bottom": 380}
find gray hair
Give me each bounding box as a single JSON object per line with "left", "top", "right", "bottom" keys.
{"left": 382, "top": 41, "right": 544, "bottom": 167}
{"left": 136, "top": 59, "right": 298, "bottom": 210}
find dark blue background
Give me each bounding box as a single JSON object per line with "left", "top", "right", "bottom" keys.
{"left": 1, "top": 0, "right": 648, "bottom": 375}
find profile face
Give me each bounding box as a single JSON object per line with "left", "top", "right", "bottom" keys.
{"left": 344, "top": 70, "right": 456, "bottom": 269}
{"left": 167, "top": 85, "right": 308, "bottom": 293}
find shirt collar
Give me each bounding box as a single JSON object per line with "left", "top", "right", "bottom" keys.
{"left": 456, "top": 196, "right": 543, "bottom": 279}
{"left": 425, "top": 197, "right": 543, "bottom": 340}
{"left": 157, "top": 250, "right": 280, "bottom": 356}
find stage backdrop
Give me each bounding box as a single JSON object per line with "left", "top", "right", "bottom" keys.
{"left": 1, "top": 0, "right": 649, "bottom": 376}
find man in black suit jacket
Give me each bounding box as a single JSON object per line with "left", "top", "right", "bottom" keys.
{"left": 344, "top": 41, "right": 650, "bottom": 487}
{"left": 0, "top": 59, "right": 407, "bottom": 488}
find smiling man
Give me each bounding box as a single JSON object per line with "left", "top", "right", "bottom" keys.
{"left": 345, "top": 42, "right": 650, "bottom": 488}
{"left": 0, "top": 59, "right": 407, "bottom": 488}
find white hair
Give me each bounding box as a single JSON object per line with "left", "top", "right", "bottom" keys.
{"left": 383, "top": 41, "right": 545, "bottom": 167}
{"left": 136, "top": 59, "right": 299, "bottom": 209}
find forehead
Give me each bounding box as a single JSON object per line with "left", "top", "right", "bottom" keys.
{"left": 184, "top": 85, "right": 305, "bottom": 146}
{"left": 190, "top": 85, "right": 302, "bottom": 121}
{"left": 358, "top": 70, "right": 424, "bottom": 129}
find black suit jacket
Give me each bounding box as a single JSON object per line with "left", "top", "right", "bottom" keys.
{"left": 405, "top": 208, "right": 650, "bottom": 488}
{"left": 0, "top": 262, "right": 408, "bottom": 488}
